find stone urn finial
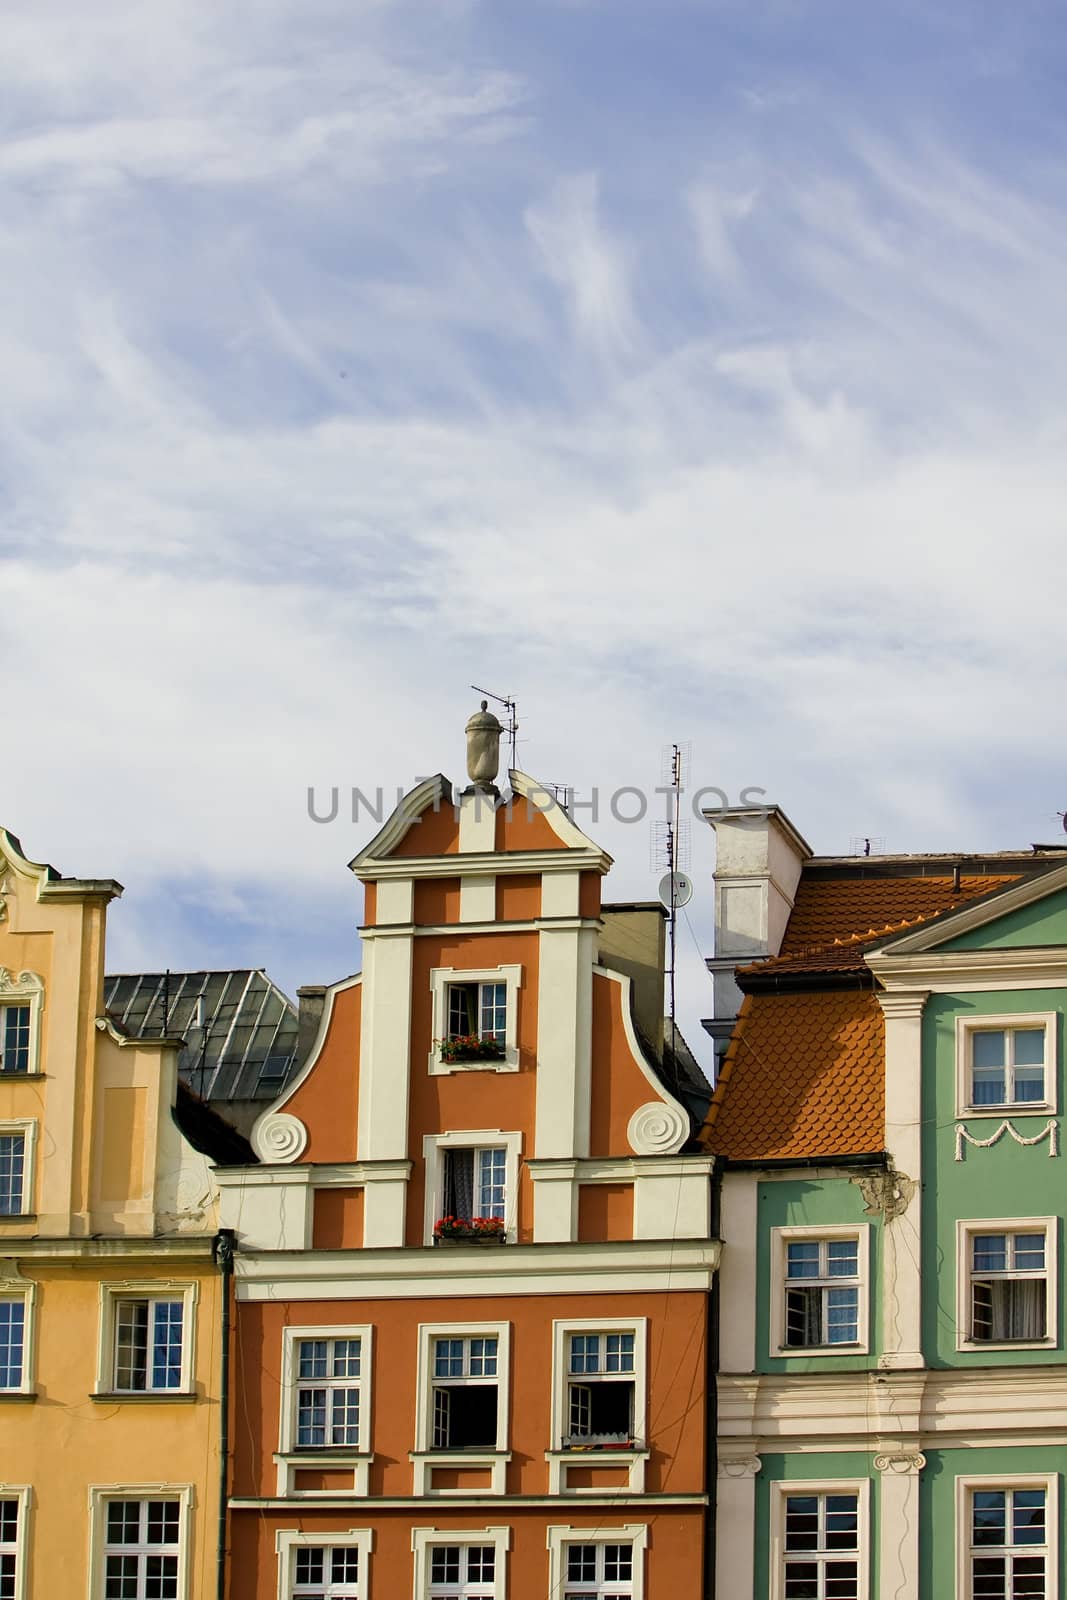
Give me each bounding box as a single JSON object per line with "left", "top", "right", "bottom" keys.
{"left": 465, "top": 700, "right": 503, "bottom": 791}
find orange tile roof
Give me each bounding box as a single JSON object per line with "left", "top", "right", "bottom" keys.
{"left": 702, "top": 988, "right": 885, "bottom": 1160}
{"left": 780, "top": 874, "right": 1020, "bottom": 956}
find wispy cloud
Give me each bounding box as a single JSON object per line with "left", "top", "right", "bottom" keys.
{"left": 5, "top": 0, "right": 1067, "bottom": 1059}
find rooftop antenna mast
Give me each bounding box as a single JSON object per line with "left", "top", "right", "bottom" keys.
{"left": 471, "top": 684, "right": 518, "bottom": 772}
{"left": 652, "top": 743, "right": 693, "bottom": 1053}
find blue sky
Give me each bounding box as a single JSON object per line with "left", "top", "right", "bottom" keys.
{"left": 4, "top": 0, "right": 1067, "bottom": 1068}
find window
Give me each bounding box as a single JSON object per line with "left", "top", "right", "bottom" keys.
{"left": 102, "top": 1499, "right": 181, "bottom": 1600}
{"left": 957, "top": 1476, "right": 1057, "bottom": 1600}
{"left": 549, "top": 1320, "right": 648, "bottom": 1491}
{"left": 448, "top": 983, "right": 507, "bottom": 1045}
{"left": 97, "top": 1283, "right": 197, "bottom": 1398}
{"left": 547, "top": 1527, "right": 647, "bottom": 1600}
{"left": 412, "top": 1529, "right": 508, "bottom": 1600}
{"left": 295, "top": 1336, "right": 363, "bottom": 1447}
{"left": 0, "top": 973, "right": 43, "bottom": 1078}
{"left": 442, "top": 1148, "right": 506, "bottom": 1223}
{"left": 413, "top": 1324, "right": 510, "bottom": 1494}
{"left": 786, "top": 1239, "right": 860, "bottom": 1348}
{"left": 277, "top": 1325, "right": 373, "bottom": 1495}
{"left": 958, "top": 1219, "right": 1057, "bottom": 1350}
{"left": 771, "top": 1481, "right": 869, "bottom": 1600}
{"left": 277, "top": 1532, "right": 373, "bottom": 1600}
{"left": 114, "top": 1299, "right": 184, "bottom": 1392}
{"left": 0, "top": 1009, "right": 29, "bottom": 1076}
{"left": 0, "top": 1303, "right": 25, "bottom": 1391}
{"left": 0, "top": 1493, "right": 28, "bottom": 1600}
{"left": 427, "top": 965, "right": 522, "bottom": 1075}
{"left": 432, "top": 1336, "right": 499, "bottom": 1449}
{"left": 771, "top": 1227, "right": 870, "bottom": 1356}
{"left": 565, "top": 1333, "right": 636, "bottom": 1446}
{"left": 783, "top": 1492, "right": 861, "bottom": 1599}
{"left": 421, "top": 1131, "right": 522, "bottom": 1245}
{"left": 0, "top": 1137, "right": 25, "bottom": 1217}
{"left": 957, "top": 1014, "right": 1057, "bottom": 1115}
{"left": 429, "top": 1545, "right": 496, "bottom": 1600}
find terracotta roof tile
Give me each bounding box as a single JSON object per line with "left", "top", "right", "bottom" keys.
{"left": 780, "top": 875, "right": 1020, "bottom": 956}
{"left": 702, "top": 988, "right": 885, "bottom": 1160}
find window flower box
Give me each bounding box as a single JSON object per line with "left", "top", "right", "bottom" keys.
{"left": 436, "top": 1033, "right": 506, "bottom": 1066}
{"left": 433, "top": 1216, "right": 507, "bottom": 1245}
{"left": 562, "top": 1433, "right": 642, "bottom": 1451}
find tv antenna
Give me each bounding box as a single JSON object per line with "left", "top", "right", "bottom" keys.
{"left": 471, "top": 684, "right": 518, "bottom": 772}
{"left": 652, "top": 742, "right": 693, "bottom": 1038}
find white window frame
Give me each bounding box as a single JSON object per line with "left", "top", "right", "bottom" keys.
{"left": 411, "top": 1322, "right": 511, "bottom": 1496}
{"left": 275, "top": 1527, "right": 374, "bottom": 1600}
{"left": 769, "top": 1478, "right": 870, "bottom": 1600}
{"left": 546, "top": 1525, "right": 648, "bottom": 1600}
{"left": 0, "top": 971, "right": 44, "bottom": 1078}
{"left": 956, "top": 1012, "right": 1058, "bottom": 1118}
{"left": 277, "top": 1324, "right": 374, "bottom": 1497}
{"left": 95, "top": 1282, "right": 198, "bottom": 1398}
{"left": 428, "top": 966, "right": 522, "bottom": 1075}
{"left": 0, "top": 1122, "right": 36, "bottom": 1219}
{"left": 0, "top": 1485, "right": 31, "bottom": 1600}
{"left": 955, "top": 1473, "right": 1058, "bottom": 1600}
{"left": 422, "top": 1130, "right": 522, "bottom": 1246}
{"left": 0, "top": 1284, "right": 36, "bottom": 1396}
{"left": 88, "top": 1485, "right": 193, "bottom": 1600}
{"left": 547, "top": 1319, "right": 648, "bottom": 1494}
{"left": 412, "top": 1527, "right": 509, "bottom": 1600}
{"left": 770, "top": 1225, "right": 870, "bottom": 1357}
{"left": 956, "top": 1217, "right": 1058, "bottom": 1353}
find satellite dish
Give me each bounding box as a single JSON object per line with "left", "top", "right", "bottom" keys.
{"left": 658, "top": 871, "right": 693, "bottom": 910}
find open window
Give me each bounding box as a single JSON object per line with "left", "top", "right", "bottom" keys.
{"left": 958, "top": 1220, "right": 1056, "bottom": 1349}
{"left": 548, "top": 1322, "right": 650, "bottom": 1493}
{"left": 771, "top": 1226, "right": 870, "bottom": 1357}
{"left": 565, "top": 1334, "right": 635, "bottom": 1447}
{"left": 422, "top": 1131, "right": 521, "bottom": 1245}
{"left": 431, "top": 1336, "right": 499, "bottom": 1450}
{"left": 428, "top": 966, "right": 522, "bottom": 1075}
{"left": 412, "top": 1323, "right": 510, "bottom": 1494}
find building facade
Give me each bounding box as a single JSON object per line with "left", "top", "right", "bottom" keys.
{"left": 218, "top": 738, "right": 719, "bottom": 1600}
{"left": 0, "top": 825, "right": 238, "bottom": 1600}
{"left": 704, "top": 807, "right": 1067, "bottom": 1599}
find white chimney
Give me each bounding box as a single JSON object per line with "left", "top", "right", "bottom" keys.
{"left": 701, "top": 805, "right": 811, "bottom": 1056}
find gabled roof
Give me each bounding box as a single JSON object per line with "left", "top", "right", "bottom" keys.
{"left": 869, "top": 860, "right": 1067, "bottom": 959}
{"left": 103, "top": 970, "right": 300, "bottom": 1103}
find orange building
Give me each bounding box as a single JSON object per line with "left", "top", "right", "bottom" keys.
{"left": 218, "top": 720, "right": 720, "bottom": 1600}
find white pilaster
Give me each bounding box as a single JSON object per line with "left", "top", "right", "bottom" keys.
{"left": 718, "top": 1171, "right": 759, "bottom": 1372}
{"left": 715, "top": 1451, "right": 761, "bottom": 1600}
{"left": 877, "top": 990, "right": 929, "bottom": 1370}
{"left": 361, "top": 1163, "right": 411, "bottom": 1248}
{"left": 458, "top": 790, "right": 497, "bottom": 853}
{"left": 357, "top": 930, "right": 415, "bottom": 1169}
{"left": 875, "top": 1450, "right": 925, "bottom": 1599}
{"left": 375, "top": 876, "right": 413, "bottom": 924}
{"left": 534, "top": 926, "right": 595, "bottom": 1158}
{"left": 632, "top": 1167, "right": 710, "bottom": 1240}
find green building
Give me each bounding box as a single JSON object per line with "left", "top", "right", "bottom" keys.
{"left": 703, "top": 806, "right": 1067, "bottom": 1600}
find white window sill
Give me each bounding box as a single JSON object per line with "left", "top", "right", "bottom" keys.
{"left": 774, "top": 1344, "right": 867, "bottom": 1358}
{"left": 959, "top": 1104, "right": 1055, "bottom": 1118}
{"left": 957, "top": 1339, "right": 1056, "bottom": 1354}
{"left": 91, "top": 1390, "right": 197, "bottom": 1403}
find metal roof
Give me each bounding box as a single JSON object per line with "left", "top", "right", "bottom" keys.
{"left": 102, "top": 969, "right": 300, "bottom": 1103}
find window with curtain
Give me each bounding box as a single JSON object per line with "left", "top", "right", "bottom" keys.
{"left": 970, "top": 1232, "right": 1047, "bottom": 1343}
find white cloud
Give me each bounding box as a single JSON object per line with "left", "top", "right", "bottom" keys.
{"left": 525, "top": 173, "right": 641, "bottom": 358}
{"left": 4, "top": 2, "right": 1067, "bottom": 1066}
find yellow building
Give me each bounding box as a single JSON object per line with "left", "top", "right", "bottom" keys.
{"left": 0, "top": 825, "right": 241, "bottom": 1600}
